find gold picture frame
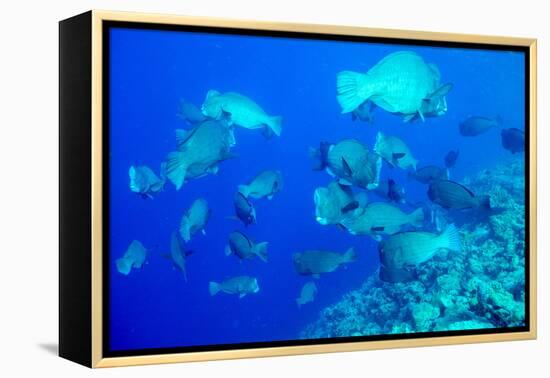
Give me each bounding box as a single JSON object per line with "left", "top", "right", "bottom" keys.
{"left": 59, "top": 10, "right": 537, "bottom": 368}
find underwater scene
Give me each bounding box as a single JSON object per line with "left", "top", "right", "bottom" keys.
{"left": 108, "top": 26, "right": 527, "bottom": 352}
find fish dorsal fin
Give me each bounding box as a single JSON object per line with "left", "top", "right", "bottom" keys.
{"left": 341, "top": 157, "right": 353, "bottom": 177}
{"left": 446, "top": 180, "right": 476, "bottom": 197}
{"left": 175, "top": 127, "right": 197, "bottom": 147}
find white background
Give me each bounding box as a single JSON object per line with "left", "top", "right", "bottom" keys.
{"left": 0, "top": 0, "right": 547, "bottom": 376}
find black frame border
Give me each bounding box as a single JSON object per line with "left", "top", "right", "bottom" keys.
{"left": 101, "top": 20, "right": 531, "bottom": 358}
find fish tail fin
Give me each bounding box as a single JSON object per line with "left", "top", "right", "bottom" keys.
{"left": 165, "top": 151, "right": 187, "bottom": 190}
{"left": 266, "top": 115, "right": 282, "bottom": 137}
{"left": 237, "top": 184, "right": 250, "bottom": 198}
{"left": 336, "top": 71, "right": 371, "bottom": 113}
{"left": 343, "top": 247, "right": 357, "bottom": 263}
{"left": 253, "top": 242, "right": 269, "bottom": 262}
{"left": 183, "top": 267, "right": 188, "bottom": 282}
{"left": 409, "top": 207, "right": 425, "bottom": 228}
{"left": 209, "top": 281, "right": 221, "bottom": 296}
{"left": 440, "top": 224, "right": 461, "bottom": 253}
{"left": 179, "top": 216, "right": 191, "bottom": 242}
{"left": 128, "top": 166, "right": 139, "bottom": 193}
{"left": 309, "top": 142, "right": 330, "bottom": 171}
{"left": 478, "top": 195, "right": 491, "bottom": 210}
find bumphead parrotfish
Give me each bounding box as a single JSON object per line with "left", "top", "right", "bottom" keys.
{"left": 202, "top": 90, "right": 282, "bottom": 138}
{"left": 180, "top": 198, "right": 210, "bottom": 243}
{"left": 293, "top": 248, "right": 356, "bottom": 278}
{"left": 337, "top": 51, "right": 451, "bottom": 121}
{"left": 209, "top": 276, "right": 260, "bottom": 298}
{"left": 238, "top": 170, "right": 283, "bottom": 200}
{"left": 164, "top": 120, "right": 236, "bottom": 190}
{"left": 116, "top": 240, "right": 147, "bottom": 276}
{"left": 310, "top": 139, "right": 381, "bottom": 189}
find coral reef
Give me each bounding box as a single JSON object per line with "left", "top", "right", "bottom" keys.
{"left": 301, "top": 159, "right": 526, "bottom": 338}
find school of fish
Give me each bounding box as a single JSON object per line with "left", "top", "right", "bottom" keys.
{"left": 117, "top": 50, "right": 524, "bottom": 310}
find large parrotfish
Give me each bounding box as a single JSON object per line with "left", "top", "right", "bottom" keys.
{"left": 337, "top": 51, "right": 452, "bottom": 122}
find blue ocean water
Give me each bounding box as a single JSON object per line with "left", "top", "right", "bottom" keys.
{"left": 108, "top": 27, "right": 525, "bottom": 351}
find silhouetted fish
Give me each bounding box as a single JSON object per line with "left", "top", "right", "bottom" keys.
{"left": 459, "top": 116, "right": 502, "bottom": 136}
{"left": 225, "top": 231, "right": 268, "bottom": 262}
{"left": 293, "top": 248, "right": 356, "bottom": 278}
{"left": 501, "top": 128, "right": 525, "bottom": 154}
{"left": 232, "top": 191, "right": 256, "bottom": 226}
{"left": 167, "top": 232, "right": 193, "bottom": 282}
{"left": 428, "top": 180, "right": 490, "bottom": 210}
{"left": 409, "top": 165, "right": 449, "bottom": 184}
{"left": 444, "top": 149, "right": 459, "bottom": 168}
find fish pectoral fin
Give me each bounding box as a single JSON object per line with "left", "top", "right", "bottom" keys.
{"left": 239, "top": 293, "right": 246, "bottom": 299}
{"left": 341, "top": 201, "right": 359, "bottom": 214}
{"left": 418, "top": 110, "right": 425, "bottom": 122}
{"left": 392, "top": 153, "right": 406, "bottom": 163}
{"left": 403, "top": 113, "right": 416, "bottom": 123}
{"left": 207, "top": 165, "right": 219, "bottom": 175}
{"left": 338, "top": 178, "right": 353, "bottom": 186}
{"left": 341, "top": 157, "right": 353, "bottom": 177}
